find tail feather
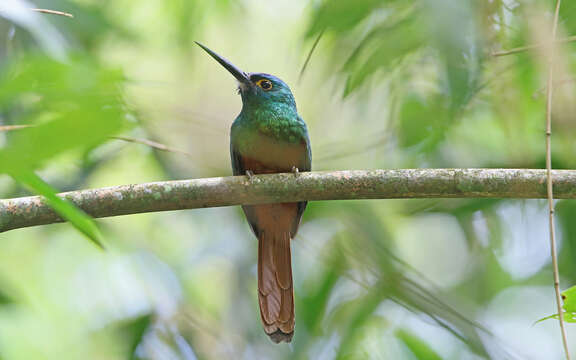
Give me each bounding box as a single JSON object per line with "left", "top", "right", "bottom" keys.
{"left": 258, "top": 230, "right": 294, "bottom": 343}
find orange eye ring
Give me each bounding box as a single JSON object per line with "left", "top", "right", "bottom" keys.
{"left": 255, "top": 79, "right": 273, "bottom": 91}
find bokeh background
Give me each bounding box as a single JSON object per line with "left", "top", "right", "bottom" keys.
{"left": 1, "top": 0, "right": 576, "bottom": 359}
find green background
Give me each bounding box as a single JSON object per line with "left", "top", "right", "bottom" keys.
{"left": 1, "top": 0, "right": 575, "bottom": 359}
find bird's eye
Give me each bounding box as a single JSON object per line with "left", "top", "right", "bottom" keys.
{"left": 256, "top": 79, "right": 273, "bottom": 91}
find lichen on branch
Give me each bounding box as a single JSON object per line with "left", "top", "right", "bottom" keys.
{"left": 1, "top": 168, "right": 576, "bottom": 232}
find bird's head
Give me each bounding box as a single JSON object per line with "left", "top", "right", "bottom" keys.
{"left": 196, "top": 42, "right": 296, "bottom": 108}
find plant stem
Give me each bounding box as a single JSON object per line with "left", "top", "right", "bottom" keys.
{"left": 545, "top": 0, "right": 570, "bottom": 359}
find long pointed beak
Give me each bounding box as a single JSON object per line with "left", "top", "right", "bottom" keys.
{"left": 195, "top": 42, "right": 251, "bottom": 85}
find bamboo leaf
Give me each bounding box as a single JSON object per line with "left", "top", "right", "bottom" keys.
{"left": 396, "top": 329, "right": 443, "bottom": 360}
{"left": 10, "top": 170, "right": 104, "bottom": 248}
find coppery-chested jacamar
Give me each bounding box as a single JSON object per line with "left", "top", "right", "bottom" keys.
{"left": 196, "top": 42, "right": 311, "bottom": 343}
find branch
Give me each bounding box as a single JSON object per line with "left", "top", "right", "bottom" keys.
{"left": 491, "top": 35, "right": 576, "bottom": 57}
{"left": 30, "top": 8, "right": 74, "bottom": 18}
{"left": 2, "top": 169, "right": 576, "bottom": 232}
{"left": 110, "top": 136, "right": 197, "bottom": 158}
{"left": 0, "top": 125, "right": 34, "bottom": 131}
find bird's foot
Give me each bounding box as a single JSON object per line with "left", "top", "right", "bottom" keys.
{"left": 245, "top": 170, "right": 255, "bottom": 181}
{"left": 291, "top": 166, "right": 300, "bottom": 178}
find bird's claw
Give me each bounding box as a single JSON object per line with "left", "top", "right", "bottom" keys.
{"left": 291, "top": 166, "right": 300, "bottom": 178}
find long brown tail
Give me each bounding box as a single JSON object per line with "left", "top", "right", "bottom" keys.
{"left": 258, "top": 230, "right": 294, "bottom": 343}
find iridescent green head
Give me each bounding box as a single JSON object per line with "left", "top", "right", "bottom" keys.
{"left": 195, "top": 42, "right": 296, "bottom": 108}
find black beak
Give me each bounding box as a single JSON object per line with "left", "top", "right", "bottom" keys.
{"left": 195, "top": 42, "right": 251, "bottom": 85}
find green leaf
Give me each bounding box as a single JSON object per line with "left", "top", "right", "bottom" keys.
{"left": 397, "top": 94, "right": 449, "bottom": 151}
{"left": 306, "top": 0, "right": 387, "bottom": 37}
{"left": 535, "top": 286, "right": 576, "bottom": 324}
{"left": 117, "top": 313, "right": 153, "bottom": 360}
{"left": 423, "top": 0, "right": 481, "bottom": 111}
{"left": 559, "top": 1, "right": 576, "bottom": 36}
{"left": 0, "top": 55, "right": 126, "bottom": 244}
{"left": 535, "top": 314, "right": 558, "bottom": 324}
{"left": 335, "top": 290, "right": 384, "bottom": 360}
{"left": 557, "top": 201, "right": 576, "bottom": 283}
{"left": 0, "top": 55, "right": 126, "bottom": 171}
{"left": 10, "top": 170, "right": 104, "bottom": 248}
{"left": 562, "top": 286, "right": 576, "bottom": 313}
{"left": 535, "top": 312, "right": 576, "bottom": 325}
{"left": 0, "top": 287, "right": 16, "bottom": 305}
{"left": 94, "top": 313, "right": 153, "bottom": 359}
{"left": 342, "top": 16, "right": 424, "bottom": 97}
{"left": 396, "top": 329, "right": 443, "bottom": 360}
{"left": 300, "top": 248, "right": 343, "bottom": 332}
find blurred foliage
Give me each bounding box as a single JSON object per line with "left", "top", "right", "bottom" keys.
{"left": 396, "top": 328, "right": 443, "bottom": 360}
{"left": 0, "top": 51, "right": 127, "bottom": 243}
{"left": 0, "top": 0, "right": 576, "bottom": 359}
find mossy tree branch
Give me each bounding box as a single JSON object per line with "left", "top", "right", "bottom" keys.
{"left": 2, "top": 168, "right": 576, "bottom": 232}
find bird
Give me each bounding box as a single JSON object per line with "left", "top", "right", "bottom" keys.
{"left": 196, "top": 42, "right": 311, "bottom": 343}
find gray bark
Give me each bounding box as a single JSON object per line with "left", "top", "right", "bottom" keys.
{"left": 1, "top": 168, "right": 575, "bottom": 232}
